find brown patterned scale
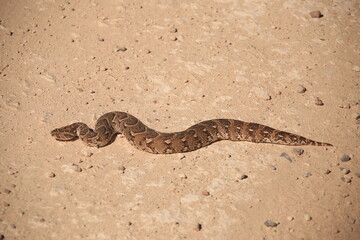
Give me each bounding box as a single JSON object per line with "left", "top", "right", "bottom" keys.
{"left": 50, "top": 111, "right": 332, "bottom": 154}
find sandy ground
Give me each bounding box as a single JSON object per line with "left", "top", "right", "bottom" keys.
{"left": 0, "top": 0, "right": 359, "bottom": 239}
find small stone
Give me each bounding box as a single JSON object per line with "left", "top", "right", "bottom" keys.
{"left": 240, "top": 174, "right": 248, "bottom": 180}
{"left": 280, "top": 152, "right": 292, "bottom": 163}
{"left": 268, "top": 164, "right": 277, "bottom": 170}
{"left": 341, "top": 176, "right": 352, "bottom": 183}
{"left": 169, "top": 26, "right": 178, "bottom": 33}
{"left": 356, "top": 115, "right": 360, "bottom": 124}
{"left": 202, "top": 190, "right": 210, "bottom": 196}
{"left": 145, "top": 49, "right": 151, "bottom": 54}
{"left": 287, "top": 216, "right": 294, "bottom": 221}
{"left": 338, "top": 103, "right": 351, "bottom": 109}
{"left": 355, "top": 173, "right": 360, "bottom": 178}
{"left": 304, "top": 172, "right": 312, "bottom": 177}
{"left": 47, "top": 172, "right": 56, "bottom": 178}
{"left": 304, "top": 214, "right": 312, "bottom": 221}
{"left": 293, "top": 148, "right": 304, "bottom": 156}
{"left": 194, "top": 223, "right": 202, "bottom": 231}
{"left": 296, "top": 85, "right": 307, "bottom": 93}
{"left": 315, "top": 97, "right": 324, "bottom": 106}
{"left": 124, "top": 66, "right": 130, "bottom": 70}
{"left": 179, "top": 173, "right": 187, "bottom": 180}
{"left": 72, "top": 164, "right": 82, "bottom": 172}
{"left": 324, "top": 169, "right": 331, "bottom": 174}
{"left": 118, "top": 166, "right": 126, "bottom": 173}
{"left": 169, "top": 36, "right": 177, "bottom": 41}
{"left": 310, "top": 11, "right": 322, "bottom": 18}
{"left": 3, "top": 189, "right": 11, "bottom": 194}
{"left": 347, "top": 216, "right": 356, "bottom": 224}
{"left": 3, "top": 202, "right": 10, "bottom": 207}
{"left": 0, "top": 234, "right": 4, "bottom": 240}
{"left": 81, "top": 149, "right": 93, "bottom": 157}
{"left": 264, "top": 220, "right": 278, "bottom": 227}
{"left": 114, "top": 46, "right": 127, "bottom": 52}
{"left": 341, "top": 155, "right": 351, "bottom": 162}
{"left": 342, "top": 193, "right": 350, "bottom": 198}
{"left": 98, "top": 37, "right": 104, "bottom": 41}
{"left": 340, "top": 168, "right": 350, "bottom": 174}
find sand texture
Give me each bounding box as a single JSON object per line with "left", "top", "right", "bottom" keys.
{"left": 0, "top": 0, "right": 359, "bottom": 239}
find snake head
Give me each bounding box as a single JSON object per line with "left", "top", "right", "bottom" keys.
{"left": 50, "top": 123, "right": 81, "bottom": 141}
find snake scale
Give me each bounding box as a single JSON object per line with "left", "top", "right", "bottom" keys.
{"left": 51, "top": 111, "right": 332, "bottom": 154}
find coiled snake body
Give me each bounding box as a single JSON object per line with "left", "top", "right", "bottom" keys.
{"left": 51, "top": 111, "right": 332, "bottom": 154}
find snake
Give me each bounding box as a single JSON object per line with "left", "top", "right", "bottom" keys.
{"left": 50, "top": 111, "right": 332, "bottom": 154}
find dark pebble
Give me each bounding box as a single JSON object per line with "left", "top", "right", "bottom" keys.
{"left": 264, "top": 220, "right": 278, "bottom": 227}
{"left": 324, "top": 169, "right": 331, "bottom": 174}
{"left": 340, "top": 168, "right": 350, "bottom": 174}
{"left": 315, "top": 97, "right": 324, "bottom": 106}
{"left": 293, "top": 148, "right": 304, "bottom": 156}
{"left": 341, "top": 155, "right": 351, "bottom": 162}
{"left": 195, "top": 223, "right": 202, "bottom": 231}
{"left": 310, "top": 11, "right": 323, "bottom": 18}
{"left": 3, "top": 189, "right": 11, "bottom": 194}
{"left": 118, "top": 166, "right": 126, "bottom": 173}
{"left": 202, "top": 190, "right": 210, "bottom": 196}
{"left": 280, "top": 152, "right": 292, "bottom": 163}
{"left": 240, "top": 174, "right": 248, "bottom": 180}
{"left": 0, "top": 234, "right": 4, "bottom": 240}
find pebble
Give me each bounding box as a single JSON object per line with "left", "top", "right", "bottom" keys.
{"left": 118, "top": 166, "right": 126, "bottom": 173}
{"left": 338, "top": 103, "right": 351, "bottom": 109}
{"left": 47, "top": 172, "right": 56, "bottom": 178}
{"left": 304, "top": 172, "right": 312, "bottom": 177}
{"left": 304, "top": 214, "right": 312, "bottom": 221}
{"left": 0, "top": 234, "right": 4, "bottom": 240}
{"left": 240, "top": 174, "right": 248, "bottom": 180}
{"left": 71, "top": 164, "right": 82, "bottom": 173}
{"left": 179, "top": 173, "right": 187, "bottom": 180}
{"left": 264, "top": 220, "right": 278, "bottom": 227}
{"left": 169, "top": 26, "right": 178, "bottom": 33}
{"left": 114, "top": 46, "right": 127, "bottom": 52}
{"left": 3, "top": 202, "right": 10, "bottom": 207}
{"left": 310, "top": 10, "right": 322, "bottom": 18}
{"left": 315, "top": 97, "right": 324, "bottom": 106}
{"left": 98, "top": 37, "right": 104, "bottom": 41}
{"left": 355, "top": 173, "right": 360, "bottom": 178}
{"left": 341, "top": 176, "right": 352, "bottom": 183}
{"left": 268, "top": 164, "right": 277, "bottom": 170}
{"left": 194, "top": 223, "right": 202, "bottom": 231}
{"left": 287, "top": 216, "right": 294, "bottom": 221}
{"left": 296, "top": 85, "right": 307, "bottom": 93}
{"left": 341, "top": 155, "right": 351, "bottom": 162}
{"left": 293, "top": 148, "right": 304, "bottom": 156}
{"left": 347, "top": 216, "right": 356, "bottom": 224}
{"left": 169, "top": 36, "right": 178, "bottom": 41}
{"left": 81, "top": 149, "right": 93, "bottom": 157}
{"left": 324, "top": 169, "right": 331, "bottom": 174}
{"left": 3, "top": 189, "right": 11, "bottom": 194}
{"left": 280, "top": 152, "right": 292, "bottom": 163}
{"left": 340, "top": 168, "right": 350, "bottom": 174}
{"left": 342, "top": 193, "right": 350, "bottom": 198}
{"left": 202, "top": 190, "right": 210, "bottom": 196}
{"left": 356, "top": 115, "right": 360, "bottom": 124}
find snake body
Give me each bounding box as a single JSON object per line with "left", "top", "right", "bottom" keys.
{"left": 50, "top": 111, "right": 332, "bottom": 154}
